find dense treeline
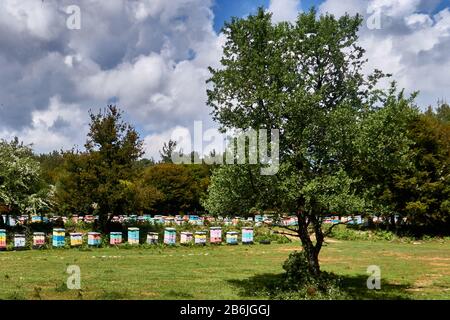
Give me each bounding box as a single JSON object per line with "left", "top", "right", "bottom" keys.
{"left": 385, "top": 105, "right": 450, "bottom": 234}
{"left": 0, "top": 107, "right": 211, "bottom": 232}
{"left": 0, "top": 91, "right": 449, "bottom": 235}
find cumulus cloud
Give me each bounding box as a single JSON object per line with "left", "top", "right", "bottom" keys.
{"left": 319, "top": 0, "right": 450, "bottom": 107}
{"left": 318, "top": 0, "right": 367, "bottom": 17}
{"left": 143, "top": 126, "right": 192, "bottom": 161}
{"left": 0, "top": 0, "right": 224, "bottom": 156}
{"left": 1, "top": 96, "right": 87, "bottom": 153}
{"left": 0, "top": 0, "right": 449, "bottom": 157}
{"left": 268, "top": 0, "right": 302, "bottom": 23}
{"left": 143, "top": 123, "right": 225, "bottom": 162}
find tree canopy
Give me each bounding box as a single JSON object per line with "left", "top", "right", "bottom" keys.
{"left": 205, "top": 8, "right": 416, "bottom": 276}
{"left": 56, "top": 106, "right": 144, "bottom": 231}
{"left": 0, "top": 138, "right": 52, "bottom": 226}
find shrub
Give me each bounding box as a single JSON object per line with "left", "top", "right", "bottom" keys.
{"left": 235, "top": 251, "right": 347, "bottom": 300}
{"left": 277, "top": 251, "right": 347, "bottom": 300}
{"left": 282, "top": 251, "right": 315, "bottom": 284}
{"left": 255, "top": 227, "right": 291, "bottom": 244}
{"left": 327, "top": 224, "right": 398, "bottom": 241}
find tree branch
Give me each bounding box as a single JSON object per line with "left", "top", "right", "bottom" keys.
{"left": 323, "top": 221, "right": 349, "bottom": 237}
{"left": 275, "top": 224, "right": 298, "bottom": 233}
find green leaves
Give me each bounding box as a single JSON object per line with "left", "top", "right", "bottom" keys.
{"left": 56, "top": 106, "right": 144, "bottom": 229}
{"left": 301, "top": 169, "right": 364, "bottom": 216}
{"left": 202, "top": 163, "right": 280, "bottom": 216}
{"left": 206, "top": 8, "right": 387, "bottom": 219}
{"left": 141, "top": 163, "right": 209, "bottom": 214}
{"left": 0, "top": 138, "right": 51, "bottom": 217}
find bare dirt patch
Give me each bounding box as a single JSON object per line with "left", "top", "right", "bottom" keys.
{"left": 324, "top": 238, "right": 342, "bottom": 244}
{"left": 380, "top": 252, "right": 414, "bottom": 260}
{"left": 422, "top": 257, "right": 450, "bottom": 262}
{"left": 410, "top": 273, "right": 443, "bottom": 290}
{"left": 277, "top": 247, "right": 299, "bottom": 252}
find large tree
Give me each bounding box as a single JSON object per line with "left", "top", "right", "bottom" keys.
{"left": 57, "top": 106, "right": 144, "bottom": 231}
{"left": 205, "top": 8, "right": 407, "bottom": 276}
{"left": 354, "top": 87, "right": 419, "bottom": 230}
{"left": 0, "top": 138, "right": 52, "bottom": 226}
{"left": 36, "top": 151, "right": 66, "bottom": 186}
{"left": 388, "top": 106, "right": 450, "bottom": 233}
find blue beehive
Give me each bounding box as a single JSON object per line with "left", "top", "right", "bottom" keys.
{"left": 242, "top": 227, "right": 254, "bottom": 244}
{"left": 128, "top": 228, "right": 139, "bottom": 245}
{"left": 164, "top": 228, "right": 176, "bottom": 245}
{"left": 52, "top": 228, "right": 65, "bottom": 247}
{"left": 226, "top": 232, "right": 239, "bottom": 245}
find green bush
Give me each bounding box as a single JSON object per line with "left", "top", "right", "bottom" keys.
{"left": 279, "top": 251, "right": 347, "bottom": 299}
{"left": 239, "top": 251, "right": 347, "bottom": 300}
{"left": 255, "top": 227, "right": 291, "bottom": 244}
{"left": 327, "top": 225, "right": 398, "bottom": 241}
{"left": 282, "top": 251, "right": 314, "bottom": 284}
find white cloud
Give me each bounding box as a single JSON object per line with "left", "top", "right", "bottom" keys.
{"left": 268, "top": 0, "right": 302, "bottom": 23}
{"left": 143, "top": 123, "right": 225, "bottom": 161}
{"left": 80, "top": 54, "right": 169, "bottom": 108}
{"left": 0, "top": 0, "right": 449, "bottom": 156}
{"left": 318, "top": 0, "right": 367, "bottom": 17}
{"left": 0, "top": 0, "right": 61, "bottom": 41}
{"left": 319, "top": 0, "right": 450, "bottom": 108}
{"left": 143, "top": 126, "right": 192, "bottom": 160}
{"left": 368, "top": 0, "right": 421, "bottom": 18}
{"left": 2, "top": 96, "right": 87, "bottom": 153}
{"left": 0, "top": 0, "right": 223, "bottom": 155}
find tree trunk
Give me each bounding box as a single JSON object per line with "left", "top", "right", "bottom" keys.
{"left": 303, "top": 244, "right": 321, "bottom": 277}
{"left": 296, "top": 211, "right": 322, "bottom": 277}
{"left": 388, "top": 214, "right": 396, "bottom": 232}
{"left": 98, "top": 211, "right": 109, "bottom": 234}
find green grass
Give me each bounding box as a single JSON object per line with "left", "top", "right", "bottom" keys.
{"left": 1, "top": 239, "right": 450, "bottom": 300}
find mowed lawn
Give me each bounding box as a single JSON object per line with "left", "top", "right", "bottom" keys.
{"left": 1, "top": 239, "right": 450, "bottom": 300}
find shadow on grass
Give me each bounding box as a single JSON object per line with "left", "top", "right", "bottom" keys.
{"left": 163, "top": 290, "right": 195, "bottom": 299}
{"left": 227, "top": 273, "right": 412, "bottom": 300}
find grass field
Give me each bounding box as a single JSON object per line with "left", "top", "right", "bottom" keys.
{"left": 1, "top": 239, "right": 450, "bottom": 300}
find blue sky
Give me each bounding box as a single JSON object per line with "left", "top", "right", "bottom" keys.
{"left": 212, "top": 0, "right": 450, "bottom": 32}
{"left": 212, "top": 0, "right": 322, "bottom": 31}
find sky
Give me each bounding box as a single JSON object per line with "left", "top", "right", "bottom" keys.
{"left": 0, "top": 0, "right": 449, "bottom": 159}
